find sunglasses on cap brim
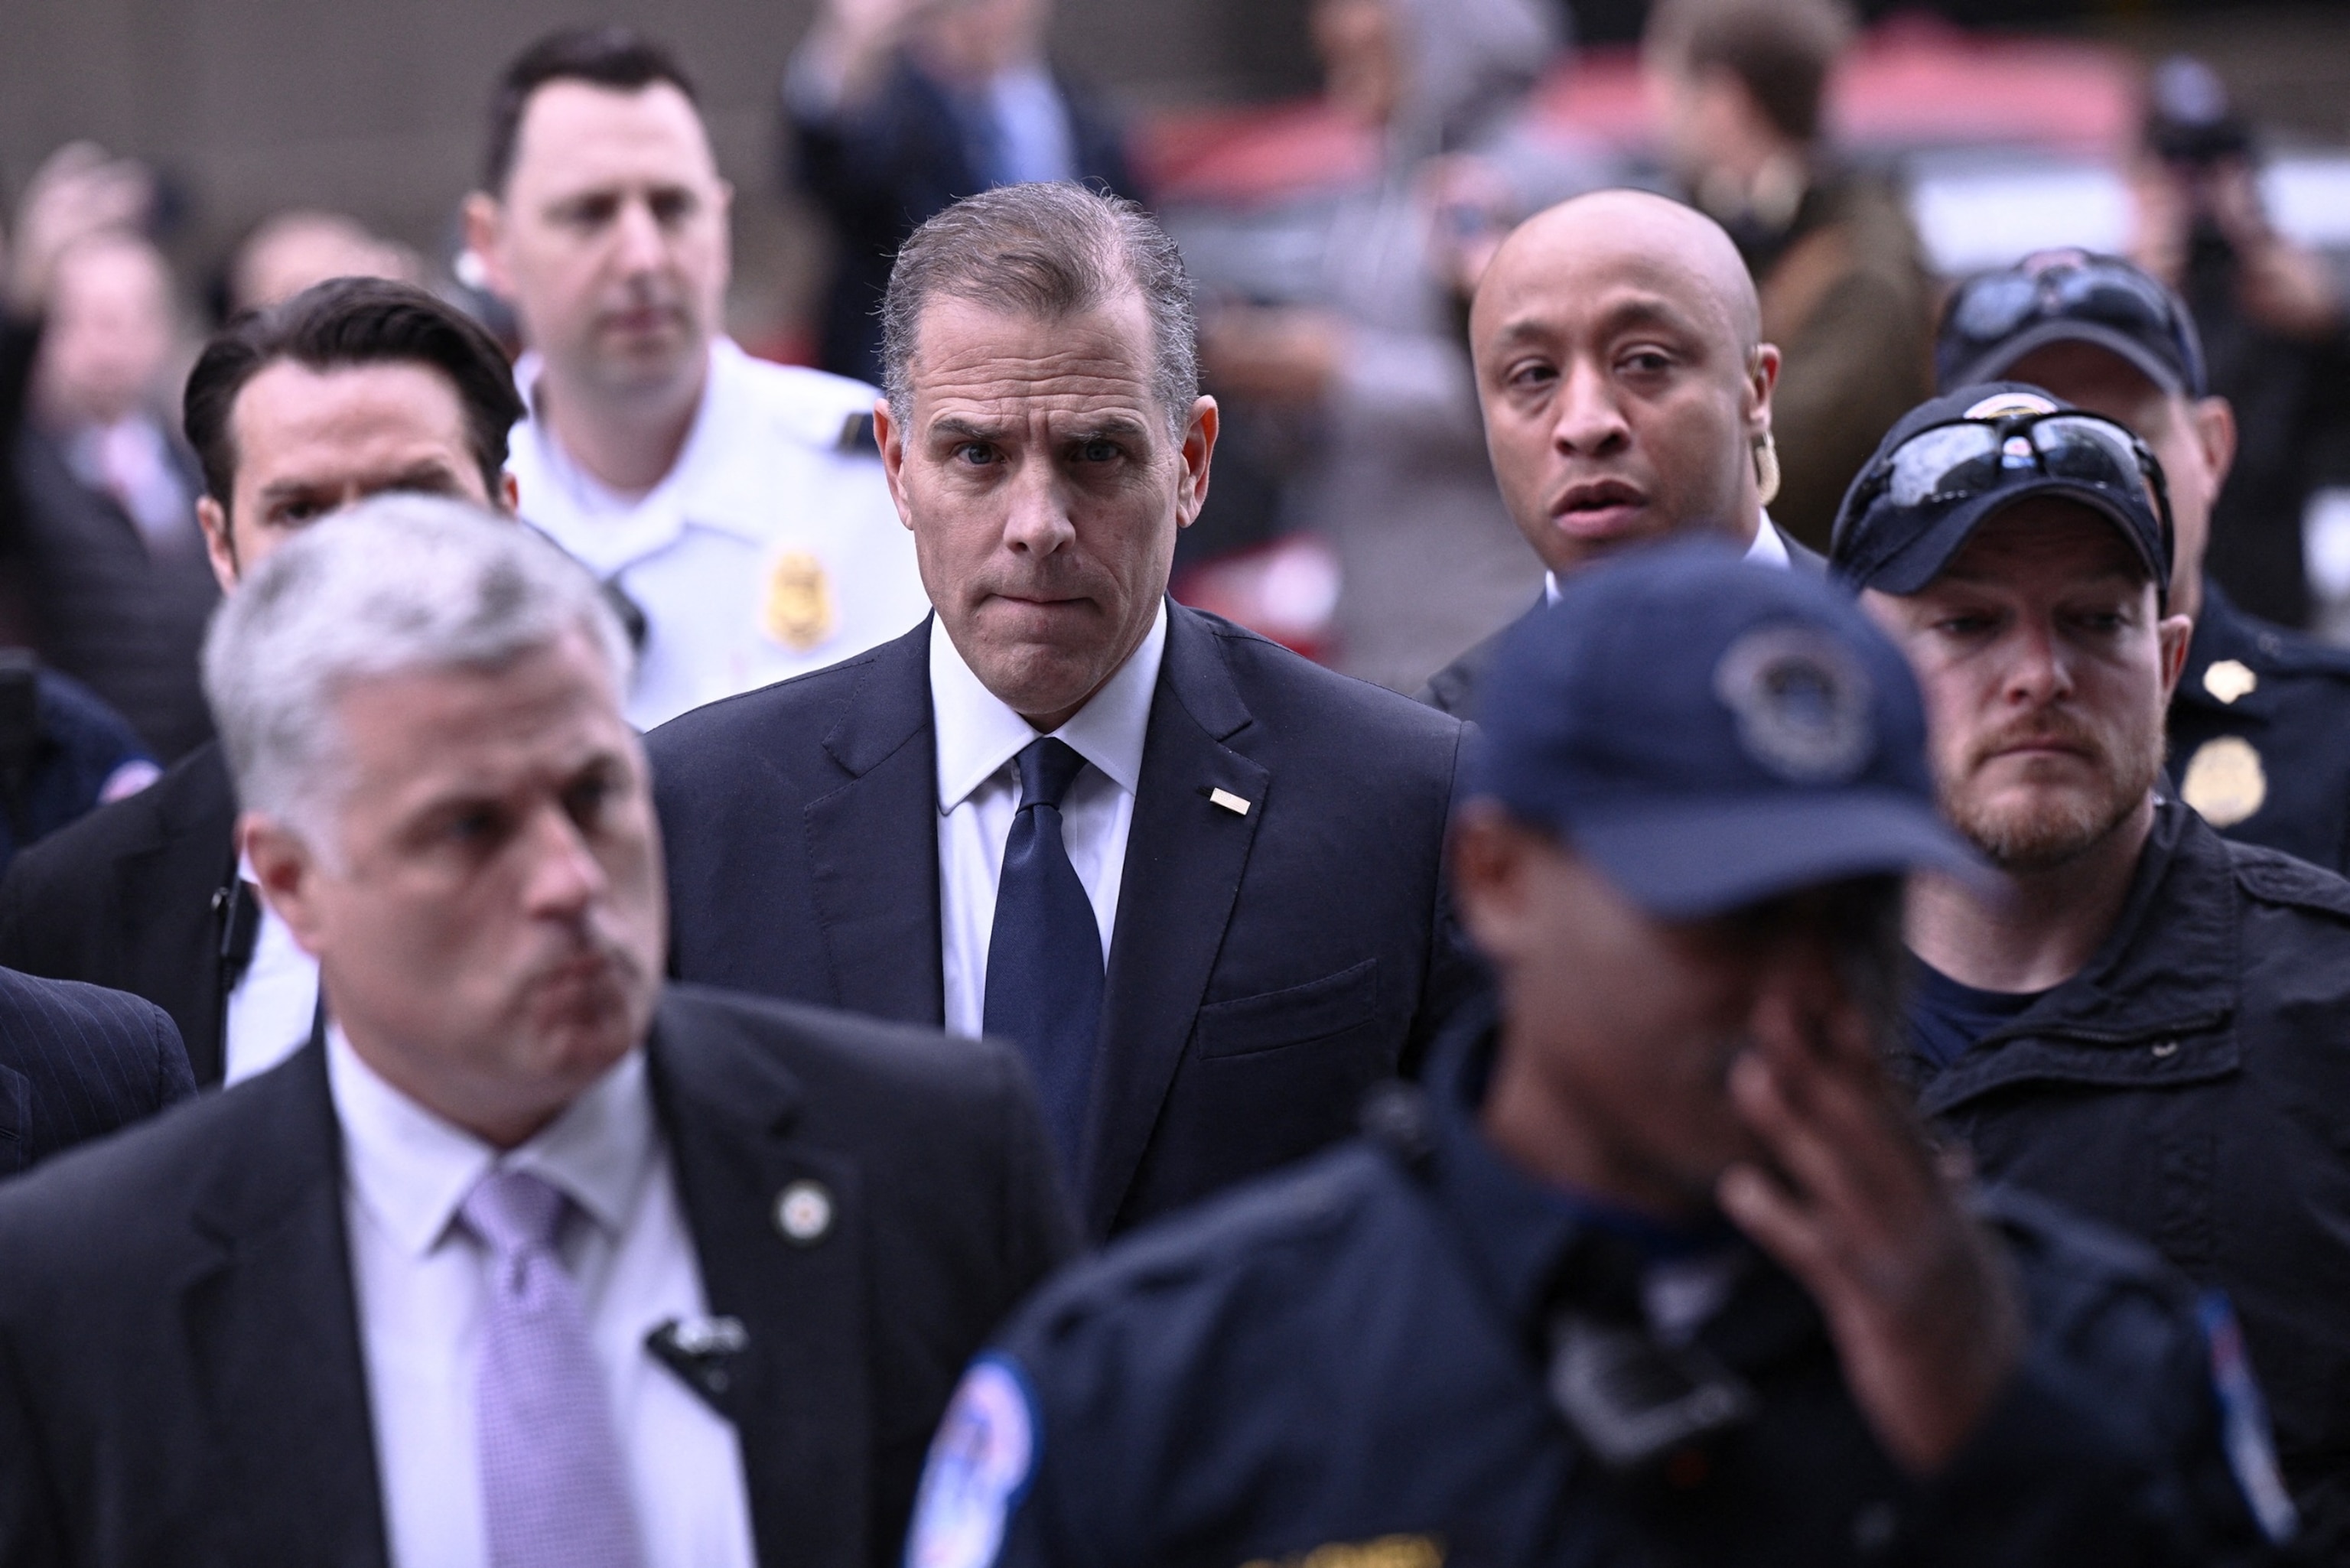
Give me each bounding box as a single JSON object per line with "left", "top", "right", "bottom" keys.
{"left": 1943, "top": 256, "right": 2201, "bottom": 380}
{"left": 1844, "top": 401, "right": 2176, "bottom": 594}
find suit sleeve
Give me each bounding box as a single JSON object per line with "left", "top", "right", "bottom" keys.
{"left": 144, "top": 999, "right": 197, "bottom": 1112}
{"left": 1403, "top": 722, "right": 1489, "bottom": 1078}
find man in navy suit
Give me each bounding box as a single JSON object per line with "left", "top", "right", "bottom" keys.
{"left": 0, "top": 965, "right": 192, "bottom": 1176}
{"left": 652, "top": 184, "right": 1479, "bottom": 1238}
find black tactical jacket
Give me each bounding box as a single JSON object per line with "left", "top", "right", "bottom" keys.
{"left": 1902, "top": 797, "right": 2350, "bottom": 1557}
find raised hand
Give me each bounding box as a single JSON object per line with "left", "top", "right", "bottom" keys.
{"left": 1716, "top": 988, "right": 2023, "bottom": 1475}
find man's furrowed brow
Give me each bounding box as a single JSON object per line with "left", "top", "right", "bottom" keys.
{"left": 1069, "top": 416, "right": 1151, "bottom": 443}
{"left": 927, "top": 415, "right": 1004, "bottom": 444}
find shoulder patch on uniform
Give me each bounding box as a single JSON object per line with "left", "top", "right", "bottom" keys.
{"left": 2199, "top": 1293, "right": 2299, "bottom": 1544}
{"left": 906, "top": 1355, "right": 1038, "bottom": 1568}
{"left": 2231, "top": 843, "right": 2350, "bottom": 921}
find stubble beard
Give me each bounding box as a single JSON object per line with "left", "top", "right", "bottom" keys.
{"left": 1942, "top": 721, "right": 2165, "bottom": 873}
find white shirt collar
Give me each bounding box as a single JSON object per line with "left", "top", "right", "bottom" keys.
{"left": 1543, "top": 513, "right": 1789, "bottom": 604}
{"left": 516, "top": 340, "right": 784, "bottom": 571}
{"left": 930, "top": 599, "right": 1169, "bottom": 812}
{"left": 326, "top": 1024, "right": 659, "bottom": 1259}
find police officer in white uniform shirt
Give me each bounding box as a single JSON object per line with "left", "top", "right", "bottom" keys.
{"left": 467, "top": 26, "right": 929, "bottom": 731}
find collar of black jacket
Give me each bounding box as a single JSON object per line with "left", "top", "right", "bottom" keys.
{"left": 1394, "top": 1007, "right": 1751, "bottom": 1346}
{"left": 1912, "top": 798, "right": 2241, "bottom": 1116}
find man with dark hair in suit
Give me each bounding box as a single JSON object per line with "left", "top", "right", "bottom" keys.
{"left": 0, "top": 277, "right": 524, "bottom": 1088}
{"left": 1418, "top": 188, "right": 1823, "bottom": 721}
{"left": 653, "top": 182, "right": 1478, "bottom": 1239}
{"left": 0, "top": 965, "right": 194, "bottom": 1177}
{"left": 0, "top": 496, "right": 1072, "bottom": 1568}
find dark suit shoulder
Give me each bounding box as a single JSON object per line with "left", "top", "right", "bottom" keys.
{"left": 0, "top": 742, "right": 229, "bottom": 921}
{"left": 649, "top": 641, "right": 897, "bottom": 757}
{"left": 0, "top": 965, "right": 195, "bottom": 1169}
{"left": 1414, "top": 622, "right": 1514, "bottom": 718}
{"left": 1181, "top": 607, "right": 1463, "bottom": 750}
{"left": 0, "top": 1043, "right": 280, "bottom": 1284}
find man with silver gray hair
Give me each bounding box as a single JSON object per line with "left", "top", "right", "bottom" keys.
{"left": 653, "top": 181, "right": 1480, "bottom": 1241}
{"left": 0, "top": 494, "right": 1076, "bottom": 1568}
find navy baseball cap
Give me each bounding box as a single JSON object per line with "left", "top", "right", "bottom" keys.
{"left": 1937, "top": 249, "right": 2207, "bottom": 398}
{"left": 1830, "top": 383, "right": 2175, "bottom": 605}
{"left": 1471, "top": 539, "right": 1984, "bottom": 919}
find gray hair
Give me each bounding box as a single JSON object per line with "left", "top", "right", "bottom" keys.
{"left": 879, "top": 182, "right": 1200, "bottom": 440}
{"left": 202, "top": 493, "right": 633, "bottom": 848}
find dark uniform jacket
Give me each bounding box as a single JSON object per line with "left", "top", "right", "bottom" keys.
{"left": 0, "top": 965, "right": 193, "bottom": 1177}
{"left": 2167, "top": 582, "right": 2350, "bottom": 873}
{"left": 650, "top": 605, "right": 1480, "bottom": 1239}
{"left": 916, "top": 1026, "right": 2287, "bottom": 1568}
{"left": 0, "top": 740, "right": 239, "bottom": 1084}
{"left": 0, "top": 984, "right": 1077, "bottom": 1568}
{"left": 1899, "top": 798, "right": 2350, "bottom": 1557}
{"left": 788, "top": 58, "right": 1133, "bottom": 385}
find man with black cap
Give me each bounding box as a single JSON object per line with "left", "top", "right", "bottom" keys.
{"left": 1938, "top": 247, "right": 2350, "bottom": 874}
{"left": 900, "top": 542, "right": 2293, "bottom": 1568}
{"left": 1832, "top": 382, "right": 2350, "bottom": 1554}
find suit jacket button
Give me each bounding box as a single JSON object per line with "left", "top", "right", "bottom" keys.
{"left": 774, "top": 1179, "right": 835, "bottom": 1244}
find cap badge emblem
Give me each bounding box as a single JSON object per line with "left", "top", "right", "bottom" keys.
{"left": 2181, "top": 737, "right": 2267, "bottom": 828}
{"left": 1713, "top": 626, "right": 1874, "bottom": 783}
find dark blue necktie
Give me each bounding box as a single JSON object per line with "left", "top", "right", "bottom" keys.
{"left": 984, "top": 738, "right": 1103, "bottom": 1176}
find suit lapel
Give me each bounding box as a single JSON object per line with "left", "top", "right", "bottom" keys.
{"left": 181, "top": 1043, "right": 389, "bottom": 1566}
{"left": 650, "top": 997, "right": 869, "bottom": 1568}
{"left": 1084, "top": 606, "right": 1267, "bottom": 1235}
{"left": 804, "top": 622, "right": 946, "bottom": 1025}
{"left": 117, "top": 746, "right": 239, "bottom": 1083}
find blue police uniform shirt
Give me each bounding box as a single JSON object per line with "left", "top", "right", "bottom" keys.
{"left": 906, "top": 1018, "right": 2290, "bottom": 1568}
{"left": 1905, "top": 959, "right": 2047, "bottom": 1071}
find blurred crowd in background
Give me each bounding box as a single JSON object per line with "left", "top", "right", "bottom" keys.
{"left": 0, "top": 0, "right": 2345, "bottom": 849}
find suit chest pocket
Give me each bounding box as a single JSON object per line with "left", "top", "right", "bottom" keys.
{"left": 1193, "top": 958, "right": 1379, "bottom": 1060}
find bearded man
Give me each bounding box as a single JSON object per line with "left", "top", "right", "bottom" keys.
{"left": 1831, "top": 382, "right": 2350, "bottom": 1554}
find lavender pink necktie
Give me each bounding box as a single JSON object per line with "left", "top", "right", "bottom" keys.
{"left": 461, "top": 1167, "right": 646, "bottom": 1568}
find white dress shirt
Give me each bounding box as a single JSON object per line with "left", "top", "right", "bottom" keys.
{"left": 223, "top": 850, "right": 320, "bottom": 1085}
{"left": 933, "top": 602, "right": 1167, "bottom": 1040}
{"left": 1544, "top": 512, "right": 1792, "bottom": 604}
{"left": 509, "top": 339, "right": 931, "bottom": 730}
{"left": 329, "top": 1030, "right": 756, "bottom": 1568}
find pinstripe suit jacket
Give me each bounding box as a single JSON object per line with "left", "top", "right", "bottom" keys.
{"left": 0, "top": 965, "right": 194, "bottom": 1178}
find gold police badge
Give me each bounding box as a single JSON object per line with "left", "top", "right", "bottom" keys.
{"left": 763, "top": 551, "right": 834, "bottom": 652}
{"left": 2180, "top": 736, "right": 2267, "bottom": 828}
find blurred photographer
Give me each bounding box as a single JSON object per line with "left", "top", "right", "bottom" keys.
{"left": 2127, "top": 56, "right": 2350, "bottom": 629}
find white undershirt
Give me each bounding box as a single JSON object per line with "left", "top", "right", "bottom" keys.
{"left": 329, "top": 1029, "right": 757, "bottom": 1568}
{"left": 223, "top": 851, "right": 321, "bottom": 1085}
{"left": 1544, "top": 513, "right": 1792, "bottom": 605}
{"left": 933, "top": 603, "right": 1167, "bottom": 1040}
